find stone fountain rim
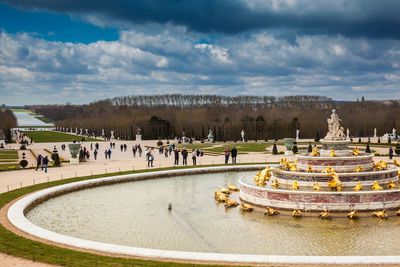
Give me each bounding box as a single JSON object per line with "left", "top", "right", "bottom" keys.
{"left": 297, "top": 153, "right": 374, "bottom": 160}
{"left": 273, "top": 166, "right": 398, "bottom": 177}
{"left": 7, "top": 165, "right": 400, "bottom": 265}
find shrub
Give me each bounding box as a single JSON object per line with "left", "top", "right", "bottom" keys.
{"left": 388, "top": 137, "right": 391, "bottom": 144}
{"left": 365, "top": 142, "right": 371, "bottom": 153}
{"left": 51, "top": 153, "right": 61, "bottom": 167}
{"left": 157, "top": 140, "right": 163, "bottom": 146}
{"left": 20, "top": 145, "right": 26, "bottom": 150}
{"left": 395, "top": 143, "right": 400, "bottom": 156}
{"left": 292, "top": 142, "right": 298, "bottom": 153}
{"left": 308, "top": 143, "right": 312, "bottom": 153}
{"left": 378, "top": 137, "right": 381, "bottom": 143}
{"left": 358, "top": 137, "right": 361, "bottom": 143}
{"left": 19, "top": 160, "right": 28, "bottom": 168}
{"left": 272, "top": 142, "right": 278, "bottom": 154}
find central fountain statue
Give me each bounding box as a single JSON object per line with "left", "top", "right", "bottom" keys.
{"left": 239, "top": 109, "right": 400, "bottom": 216}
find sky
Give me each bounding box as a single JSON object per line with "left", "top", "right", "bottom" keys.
{"left": 0, "top": 0, "right": 400, "bottom": 105}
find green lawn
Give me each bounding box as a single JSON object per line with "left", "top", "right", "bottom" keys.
{"left": 23, "top": 131, "right": 99, "bottom": 143}
{"left": 8, "top": 108, "right": 31, "bottom": 112}
{"left": 0, "top": 164, "right": 278, "bottom": 267}
{"left": 0, "top": 150, "right": 18, "bottom": 160}
{"left": 34, "top": 116, "right": 55, "bottom": 123}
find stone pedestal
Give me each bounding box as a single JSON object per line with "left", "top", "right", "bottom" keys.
{"left": 136, "top": 135, "right": 142, "bottom": 141}
{"left": 284, "top": 151, "right": 294, "bottom": 156}
{"left": 70, "top": 157, "right": 79, "bottom": 165}
{"left": 0, "top": 140, "right": 4, "bottom": 149}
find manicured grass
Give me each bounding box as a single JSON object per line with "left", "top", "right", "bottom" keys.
{"left": 8, "top": 109, "right": 31, "bottom": 112}
{"left": 0, "top": 150, "right": 18, "bottom": 160}
{"left": 34, "top": 116, "right": 55, "bottom": 123}
{"left": 0, "top": 163, "right": 277, "bottom": 267}
{"left": 23, "top": 131, "right": 98, "bottom": 143}
{"left": 203, "top": 142, "right": 271, "bottom": 153}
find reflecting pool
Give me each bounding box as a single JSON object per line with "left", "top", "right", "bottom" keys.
{"left": 26, "top": 171, "right": 400, "bottom": 255}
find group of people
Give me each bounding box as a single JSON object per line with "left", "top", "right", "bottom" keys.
{"left": 224, "top": 146, "right": 238, "bottom": 164}
{"left": 35, "top": 154, "right": 50, "bottom": 173}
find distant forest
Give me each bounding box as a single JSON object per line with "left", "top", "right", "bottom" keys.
{"left": 29, "top": 94, "right": 400, "bottom": 141}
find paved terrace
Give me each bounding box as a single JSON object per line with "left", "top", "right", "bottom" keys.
{"left": 0, "top": 138, "right": 397, "bottom": 266}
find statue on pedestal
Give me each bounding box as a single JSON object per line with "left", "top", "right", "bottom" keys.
{"left": 324, "top": 109, "right": 345, "bottom": 140}
{"left": 296, "top": 129, "right": 300, "bottom": 140}
{"left": 374, "top": 128, "right": 377, "bottom": 138}
{"left": 136, "top": 127, "right": 142, "bottom": 141}
{"left": 208, "top": 129, "right": 214, "bottom": 143}
{"left": 241, "top": 130, "right": 245, "bottom": 141}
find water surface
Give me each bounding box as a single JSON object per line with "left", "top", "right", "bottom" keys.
{"left": 27, "top": 171, "right": 400, "bottom": 255}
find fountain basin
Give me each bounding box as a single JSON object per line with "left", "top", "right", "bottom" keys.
{"left": 240, "top": 176, "right": 400, "bottom": 212}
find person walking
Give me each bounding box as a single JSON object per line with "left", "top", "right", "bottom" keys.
{"left": 192, "top": 149, "right": 197, "bottom": 165}
{"left": 107, "top": 149, "right": 112, "bottom": 159}
{"left": 164, "top": 147, "right": 168, "bottom": 158}
{"left": 224, "top": 146, "right": 231, "bottom": 164}
{"left": 148, "top": 149, "right": 154, "bottom": 167}
{"left": 132, "top": 146, "right": 136, "bottom": 157}
{"left": 104, "top": 149, "right": 108, "bottom": 159}
{"left": 94, "top": 149, "right": 98, "bottom": 160}
{"left": 231, "top": 146, "right": 238, "bottom": 164}
{"left": 389, "top": 147, "right": 394, "bottom": 160}
{"left": 174, "top": 149, "right": 180, "bottom": 165}
{"left": 138, "top": 145, "right": 142, "bottom": 157}
{"left": 35, "top": 154, "right": 42, "bottom": 171}
{"left": 182, "top": 147, "right": 188, "bottom": 165}
{"left": 43, "top": 156, "right": 49, "bottom": 173}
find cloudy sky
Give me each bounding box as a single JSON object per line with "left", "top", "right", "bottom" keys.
{"left": 0, "top": 0, "right": 400, "bottom": 105}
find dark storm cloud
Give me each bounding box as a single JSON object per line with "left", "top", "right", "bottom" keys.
{"left": 2, "top": 0, "right": 400, "bottom": 38}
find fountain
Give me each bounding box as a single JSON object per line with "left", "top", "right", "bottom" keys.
{"left": 240, "top": 109, "right": 400, "bottom": 214}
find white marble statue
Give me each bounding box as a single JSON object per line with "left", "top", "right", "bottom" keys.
{"left": 346, "top": 128, "right": 350, "bottom": 140}
{"left": 324, "top": 109, "right": 344, "bottom": 140}
{"left": 296, "top": 129, "right": 300, "bottom": 140}
{"left": 374, "top": 128, "right": 377, "bottom": 138}
{"left": 101, "top": 129, "right": 105, "bottom": 137}
{"left": 111, "top": 131, "right": 115, "bottom": 140}
{"left": 393, "top": 128, "right": 396, "bottom": 135}
{"left": 241, "top": 130, "right": 245, "bottom": 141}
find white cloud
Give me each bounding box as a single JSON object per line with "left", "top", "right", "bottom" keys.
{"left": 1, "top": 27, "right": 400, "bottom": 105}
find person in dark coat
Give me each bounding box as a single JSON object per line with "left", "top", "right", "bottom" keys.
{"left": 182, "top": 148, "right": 188, "bottom": 165}
{"left": 389, "top": 147, "right": 394, "bottom": 159}
{"left": 174, "top": 149, "right": 180, "bottom": 165}
{"left": 231, "top": 146, "right": 238, "bottom": 164}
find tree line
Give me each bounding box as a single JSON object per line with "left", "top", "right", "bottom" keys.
{"left": 28, "top": 95, "right": 400, "bottom": 141}
{"left": 0, "top": 108, "right": 17, "bottom": 142}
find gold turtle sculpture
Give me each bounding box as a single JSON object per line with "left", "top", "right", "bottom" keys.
{"left": 372, "top": 181, "right": 383, "bottom": 191}
{"left": 240, "top": 203, "right": 254, "bottom": 212}
{"left": 271, "top": 179, "right": 279, "bottom": 189}
{"left": 347, "top": 210, "right": 359, "bottom": 219}
{"left": 313, "top": 181, "right": 321, "bottom": 191}
{"left": 387, "top": 180, "right": 397, "bottom": 190}
{"left": 219, "top": 186, "right": 231, "bottom": 195}
{"left": 353, "top": 182, "right": 363, "bottom": 191}
{"left": 264, "top": 207, "right": 279, "bottom": 216}
{"left": 215, "top": 192, "right": 227, "bottom": 202}
{"left": 307, "top": 165, "right": 314, "bottom": 173}
{"left": 354, "top": 165, "right": 363, "bottom": 172}
{"left": 227, "top": 183, "right": 240, "bottom": 191}
{"left": 319, "top": 210, "right": 331, "bottom": 219}
{"left": 291, "top": 180, "right": 299, "bottom": 190}
{"left": 224, "top": 198, "right": 239, "bottom": 208}
{"left": 328, "top": 172, "right": 342, "bottom": 191}
{"left": 352, "top": 147, "right": 361, "bottom": 156}
{"left": 309, "top": 146, "right": 320, "bottom": 156}
{"left": 292, "top": 209, "right": 303, "bottom": 218}
{"left": 394, "top": 160, "right": 400, "bottom": 167}
{"left": 372, "top": 210, "right": 387, "bottom": 219}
